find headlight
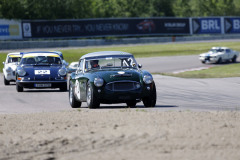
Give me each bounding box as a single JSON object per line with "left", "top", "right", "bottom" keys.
{"left": 17, "top": 69, "right": 26, "bottom": 76}
{"left": 58, "top": 68, "right": 67, "bottom": 76}
{"left": 94, "top": 77, "right": 104, "bottom": 87}
{"left": 143, "top": 75, "right": 153, "bottom": 84}
{"left": 6, "top": 67, "right": 12, "bottom": 72}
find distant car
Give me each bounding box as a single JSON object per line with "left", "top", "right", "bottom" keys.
{"left": 199, "top": 47, "right": 239, "bottom": 64}
{"left": 2, "top": 52, "right": 21, "bottom": 85}
{"left": 69, "top": 51, "right": 156, "bottom": 109}
{"left": 68, "top": 62, "right": 78, "bottom": 73}
{"left": 51, "top": 51, "right": 69, "bottom": 66}
{"left": 16, "top": 51, "right": 68, "bottom": 92}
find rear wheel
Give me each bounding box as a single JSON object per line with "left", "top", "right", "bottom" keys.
{"left": 126, "top": 101, "right": 137, "bottom": 108}
{"left": 86, "top": 82, "right": 100, "bottom": 109}
{"left": 16, "top": 83, "right": 23, "bottom": 92}
{"left": 143, "top": 82, "right": 156, "bottom": 107}
{"left": 69, "top": 82, "right": 81, "bottom": 108}
{"left": 232, "top": 55, "right": 237, "bottom": 63}
{"left": 4, "top": 76, "right": 10, "bottom": 85}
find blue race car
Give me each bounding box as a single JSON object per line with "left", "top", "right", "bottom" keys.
{"left": 16, "top": 51, "right": 68, "bottom": 92}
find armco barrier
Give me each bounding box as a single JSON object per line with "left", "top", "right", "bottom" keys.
{"left": 1, "top": 34, "right": 240, "bottom": 50}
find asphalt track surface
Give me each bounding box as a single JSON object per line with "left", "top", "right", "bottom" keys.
{"left": 0, "top": 55, "right": 240, "bottom": 114}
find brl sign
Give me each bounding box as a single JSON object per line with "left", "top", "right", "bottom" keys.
{"left": 192, "top": 18, "right": 221, "bottom": 34}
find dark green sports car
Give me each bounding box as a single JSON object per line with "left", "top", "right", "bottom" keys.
{"left": 69, "top": 51, "right": 156, "bottom": 109}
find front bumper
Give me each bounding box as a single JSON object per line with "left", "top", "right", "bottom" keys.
{"left": 16, "top": 80, "right": 67, "bottom": 88}
{"left": 199, "top": 56, "right": 218, "bottom": 63}
{"left": 4, "top": 71, "right": 16, "bottom": 81}
{"left": 93, "top": 83, "right": 153, "bottom": 104}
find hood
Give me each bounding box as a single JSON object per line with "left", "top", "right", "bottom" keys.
{"left": 90, "top": 69, "right": 142, "bottom": 83}
{"left": 22, "top": 65, "right": 62, "bottom": 78}
{"left": 200, "top": 51, "right": 222, "bottom": 57}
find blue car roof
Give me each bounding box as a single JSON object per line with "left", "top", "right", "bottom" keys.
{"left": 80, "top": 51, "right": 133, "bottom": 60}
{"left": 20, "top": 51, "right": 60, "bottom": 56}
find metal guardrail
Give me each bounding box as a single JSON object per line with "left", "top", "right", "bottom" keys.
{"left": 1, "top": 34, "right": 240, "bottom": 50}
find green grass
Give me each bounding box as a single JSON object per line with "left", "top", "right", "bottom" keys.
{"left": 1, "top": 41, "right": 240, "bottom": 78}
{"left": 62, "top": 41, "right": 240, "bottom": 59}
{"left": 160, "top": 63, "right": 240, "bottom": 78}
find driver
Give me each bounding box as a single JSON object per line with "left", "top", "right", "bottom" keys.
{"left": 47, "top": 56, "right": 55, "bottom": 64}
{"left": 90, "top": 60, "right": 100, "bottom": 68}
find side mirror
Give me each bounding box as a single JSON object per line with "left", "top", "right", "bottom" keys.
{"left": 2, "top": 62, "right": 5, "bottom": 65}
{"left": 138, "top": 64, "right": 142, "bottom": 68}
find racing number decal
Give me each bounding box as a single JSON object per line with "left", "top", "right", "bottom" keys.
{"left": 123, "top": 58, "right": 134, "bottom": 67}
{"left": 75, "top": 80, "right": 81, "bottom": 100}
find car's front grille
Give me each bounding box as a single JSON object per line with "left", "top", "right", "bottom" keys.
{"left": 205, "top": 56, "right": 210, "bottom": 60}
{"left": 34, "top": 76, "right": 52, "bottom": 81}
{"left": 105, "top": 81, "right": 140, "bottom": 91}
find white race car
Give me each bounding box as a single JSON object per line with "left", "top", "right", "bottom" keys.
{"left": 2, "top": 52, "right": 21, "bottom": 85}
{"left": 199, "top": 47, "right": 239, "bottom": 64}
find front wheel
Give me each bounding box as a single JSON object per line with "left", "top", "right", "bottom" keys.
{"left": 217, "top": 57, "right": 222, "bottom": 64}
{"left": 16, "top": 83, "right": 23, "bottom": 92}
{"left": 86, "top": 82, "right": 100, "bottom": 109}
{"left": 143, "top": 82, "right": 156, "bottom": 107}
{"left": 69, "top": 82, "right": 81, "bottom": 108}
{"left": 4, "top": 76, "right": 10, "bottom": 85}
{"left": 201, "top": 60, "right": 206, "bottom": 64}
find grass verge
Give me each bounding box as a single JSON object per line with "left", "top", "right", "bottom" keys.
{"left": 159, "top": 63, "right": 240, "bottom": 78}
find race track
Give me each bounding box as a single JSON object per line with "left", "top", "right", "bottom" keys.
{"left": 1, "top": 55, "right": 240, "bottom": 114}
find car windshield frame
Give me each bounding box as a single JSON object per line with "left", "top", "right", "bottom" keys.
{"left": 20, "top": 55, "right": 62, "bottom": 65}
{"left": 210, "top": 49, "right": 224, "bottom": 53}
{"left": 7, "top": 56, "right": 21, "bottom": 63}
{"left": 84, "top": 55, "right": 138, "bottom": 72}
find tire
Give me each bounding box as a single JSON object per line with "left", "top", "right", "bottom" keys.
{"left": 232, "top": 55, "right": 237, "bottom": 63}
{"left": 143, "top": 82, "right": 156, "bottom": 107}
{"left": 60, "top": 82, "right": 67, "bottom": 91}
{"left": 126, "top": 101, "right": 137, "bottom": 108}
{"left": 86, "top": 81, "right": 100, "bottom": 109}
{"left": 69, "top": 82, "right": 81, "bottom": 108}
{"left": 4, "top": 76, "right": 10, "bottom": 85}
{"left": 217, "top": 57, "right": 222, "bottom": 64}
{"left": 16, "top": 83, "right": 23, "bottom": 92}
{"left": 201, "top": 60, "right": 206, "bottom": 64}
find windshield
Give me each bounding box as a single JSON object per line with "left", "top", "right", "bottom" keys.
{"left": 85, "top": 56, "right": 138, "bottom": 71}
{"left": 210, "top": 49, "right": 224, "bottom": 53}
{"left": 8, "top": 56, "right": 21, "bottom": 63}
{"left": 21, "top": 56, "right": 62, "bottom": 65}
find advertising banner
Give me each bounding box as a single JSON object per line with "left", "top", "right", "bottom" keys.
{"left": 192, "top": 18, "right": 222, "bottom": 34}
{"left": 0, "top": 19, "right": 22, "bottom": 40}
{"left": 22, "top": 18, "right": 190, "bottom": 38}
{"left": 225, "top": 17, "right": 240, "bottom": 33}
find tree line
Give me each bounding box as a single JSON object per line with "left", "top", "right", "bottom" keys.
{"left": 0, "top": 0, "right": 240, "bottom": 20}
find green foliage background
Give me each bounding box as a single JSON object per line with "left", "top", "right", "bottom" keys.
{"left": 0, "top": 0, "right": 239, "bottom": 19}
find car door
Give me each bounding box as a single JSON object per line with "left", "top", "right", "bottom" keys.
{"left": 74, "top": 60, "right": 85, "bottom": 101}
{"left": 225, "top": 49, "right": 231, "bottom": 60}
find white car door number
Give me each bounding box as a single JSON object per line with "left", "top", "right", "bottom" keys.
{"left": 75, "top": 80, "right": 81, "bottom": 100}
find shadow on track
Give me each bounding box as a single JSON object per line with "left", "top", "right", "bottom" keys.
{"left": 23, "top": 89, "right": 68, "bottom": 93}
{"left": 82, "top": 105, "right": 178, "bottom": 109}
